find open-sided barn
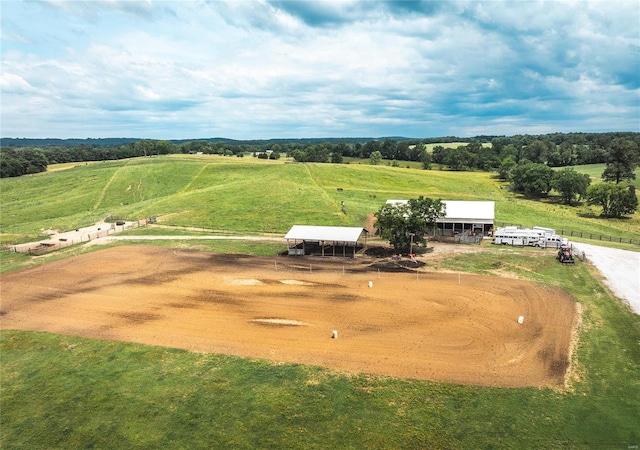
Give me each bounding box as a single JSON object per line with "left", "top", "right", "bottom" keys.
{"left": 386, "top": 200, "right": 495, "bottom": 236}
{"left": 284, "top": 225, "right": 367, "bottom": 257}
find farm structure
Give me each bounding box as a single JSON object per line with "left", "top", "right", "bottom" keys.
{"left": 284, "top": 225, "right": 367, "bottom": 257}
{"left": 385, "top": 200, "right": 495, "bottom": 237}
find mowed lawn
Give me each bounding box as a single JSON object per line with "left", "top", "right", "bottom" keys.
{"left": 0, "top": 155, "right": 639, "bottom": 448}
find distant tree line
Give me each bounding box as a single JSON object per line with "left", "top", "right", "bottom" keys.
{"left": 2, "top": 132, "right": 638, "bottom": 180}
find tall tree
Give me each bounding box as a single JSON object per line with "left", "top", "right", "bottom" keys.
{"left": 497, "top": 156, "right": 517, "bottom": 181}
{"left": 551, "top": 167, "right": 591, "bottom": 205}
{"left": 522, "top": 140, "right": 549, "bottom": 164}
{"left": 444, "top": 146, "right": 475, "bottom": 171}
{"left": 587, "top": 182, "right": 638, "bottom": 218}
{"left": 510, "top": 163, "right": 555, "bottom": 196}
{"left": 602, "top": 138, "right": 639, "bottom": 184}
{"left": 374, "top": 197, "right": 445, "bottom": 252}
{"left": 370, "top": 150, "right": 382, "bottom": 165}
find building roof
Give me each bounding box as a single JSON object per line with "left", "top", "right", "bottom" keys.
{"left": 385, "top": 200, "right": 495, "bottom": 222}
{"left": 284, "top": 225, "right": 366, "bottom": 243}
{"left": 442, "top": 201, "right": 495, "bottom": 221}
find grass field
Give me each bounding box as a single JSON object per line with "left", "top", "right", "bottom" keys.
{"left": 1, "top": 154, "right": 638, "bottom": 246}
{"left": 1, "top": 154, "right": 639, "bottom": 448}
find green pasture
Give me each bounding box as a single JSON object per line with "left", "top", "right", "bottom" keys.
{"left": 2, "top": 249, "right": 639, "bottom": 449}
{"left": 1, "top": 154, "right": 637, "bottom": 246}
{"left": 561, "top": 163, "right": 640, "bottom": 190}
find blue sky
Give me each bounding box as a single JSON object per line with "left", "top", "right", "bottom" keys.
{"left": 1, "top": 0, "right": 639, "bottom": 139}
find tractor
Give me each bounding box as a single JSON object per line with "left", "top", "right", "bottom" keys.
{"left": 557, "top": 244, "right": 575, "bottom": 265}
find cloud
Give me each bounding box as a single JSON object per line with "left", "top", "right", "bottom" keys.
{"left": 1, "top": 0, "right": 638, "bottom": 139}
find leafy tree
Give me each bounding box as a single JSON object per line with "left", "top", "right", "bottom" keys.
{"left": 396, "top": 141, "right": 411, "bottom": 161}
{"left": 510, "top": 162, "right": 555, "bottom": 196}
{"left": 498, "top": 143, "right": 519, "bottom": 162}
{"left": 602, "top": 138, "right": 639, "bottom": 184}
{"left": 0, "top": 148, "right": 49, "bottom": 177}
{"left": 299, "top": 145, "right": 330, "bottom": 163}
{"left": 587, "top": 182, "right": 638, "bottom": 218}
{"left": 0, "top": 149, "right": 26, "bottom": 177}
{"left": 497, "top": 156, "right": 517, "bottom": 181}
{"left": 20, "top": 148, "right": 49, "bottom": 174}
{"left": 375, "top": 202, "right": 411, "bottom": 251}
{"left": 522, "top": 140, "right": 550, "bottom": 164}
{"left": 360, "top": 140, "right": 380, "bottom": 158}
{"left": 576, "top": 142, "right": 607, "bottom": 164}
{"left": 408, "top": 141, "right": 426, "bottom": 163}
{"left": 551, "top": 167, "right": 591, "bottom": 205}
{"left": 407, "top": 196, "right": 446, "bottom": 244}
{"left": 431, "top": 145, "right": 446, "bottom": 164}
{"left": 421, "top": 151, "right": 432, "bottom": 170}
{"left": 374, "top": 197, "right": 445, "bottom": 252}
{"left": 443, "top": 146, "right": 475, "bottom": 171}
{"left": 291, "top": 149, "right": 305, "bottom": 162}
{"left": 270, "top": 143, "right": 283, "bottom": 154}
{"left": 370, "top": 150, "right": 382, "bottom": 165}
{"left": 380, "top": 139, "right": 398, "bottom": 159}
{"left": 330, "top": 151, "right": 343, "bottom": 163}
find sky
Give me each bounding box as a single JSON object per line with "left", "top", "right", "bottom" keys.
{"left": 1, "top": 0, "right": 639, "bottom": 140}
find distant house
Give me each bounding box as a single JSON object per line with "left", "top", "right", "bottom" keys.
{"left": 385, "top": 200, "right": 495, "bottom": 236}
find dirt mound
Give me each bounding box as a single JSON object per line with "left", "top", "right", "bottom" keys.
{"left": 369, "top": 259, "right": 426, "bottom": 272}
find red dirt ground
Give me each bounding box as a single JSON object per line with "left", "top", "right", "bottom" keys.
{"left": 0, "top": 246, "right": 577, "bottom": 388}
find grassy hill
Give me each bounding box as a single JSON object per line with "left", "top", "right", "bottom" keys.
{"left": 1, "top": 154, "right": 638, "bottom": 246}
{"left": 1, "top": 154, "right": 639, "bottom": 448}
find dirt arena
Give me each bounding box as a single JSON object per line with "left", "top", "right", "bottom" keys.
{"left": 0, "top": 246, "right": 577, "bottom": 388}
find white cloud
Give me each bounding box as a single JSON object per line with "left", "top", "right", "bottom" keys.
{"left": 1, "top": 0, "right": 638, "bottom": 138}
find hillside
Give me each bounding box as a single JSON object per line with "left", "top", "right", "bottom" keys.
{"left": 0, "top": 154, "right": 638, "bottom": 245}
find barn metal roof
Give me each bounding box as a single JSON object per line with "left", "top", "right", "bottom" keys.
{"left": 385, "top": 200, "right": 495, "bottom": 222}
{"left": 442, "top": 201, "right": 494, "bottom": 221}
{"left": 284, "top": 225, "right": 365, "bottom": 243}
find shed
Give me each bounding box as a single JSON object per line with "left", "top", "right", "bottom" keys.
{"left": 284, "top": 225, "right": 367, "bottom": 257}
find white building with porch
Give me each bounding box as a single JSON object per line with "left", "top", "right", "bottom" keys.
{"left": 385, "top": 200, "right": 495, "bottom": 236}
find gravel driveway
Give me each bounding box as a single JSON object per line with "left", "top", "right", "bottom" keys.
{"left": 572, "top": 243, "right": 640, "bottom": 315}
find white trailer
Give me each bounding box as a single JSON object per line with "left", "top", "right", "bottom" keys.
{"left": 494, "top": 226, "right": 566, "bottom": 248}
{"left": 532, "top": 226, "right": 556, "bottom": 237}
{"left": 493, "top": 228, "right": 541, "bottom": 246}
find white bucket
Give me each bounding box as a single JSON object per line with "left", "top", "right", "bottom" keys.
{"left": 518, "top": 316, "right": 524, "bottom": 324}
{"left": 368, "top": 281, "right": 373, "bottom": 288}
{"left": 332, "top": 330, "right": 338, "bottom": 339}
